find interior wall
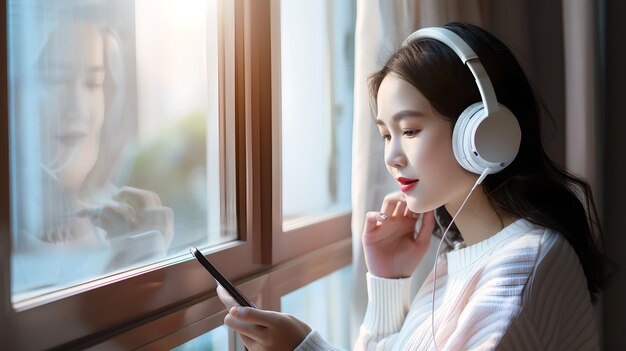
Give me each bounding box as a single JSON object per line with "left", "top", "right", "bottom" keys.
{"left": 602, "top": 0, "right": 626, "bottom": 349}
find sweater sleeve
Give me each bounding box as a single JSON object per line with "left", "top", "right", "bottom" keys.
{"left": 353, "top": 273, "right": 413, "bottom": 350}
{"left": 294, "top": 330, "right": 345, "bottom": 351}
{"left": 295, "top": 273, "right": 413, "bottom": 351}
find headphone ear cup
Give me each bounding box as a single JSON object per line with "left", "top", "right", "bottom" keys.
{"left": 452, "top": 103, "right": 521, "bottom": 175}
{"left": 452, "top": 102, "right": 486, "bottom": 174}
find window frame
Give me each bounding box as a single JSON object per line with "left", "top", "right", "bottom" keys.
{"left": 0, "top": 0, "right": 353, "bottom": 349}
{"left": 0, "top": 0, "right": 11, "bottom": 328}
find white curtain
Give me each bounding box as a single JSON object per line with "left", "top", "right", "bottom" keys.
{"left": 562, "top": 0, "right": 601, "bottom": 203}
{"left": 350, "top": 0, "right": 487, "bottom": 344}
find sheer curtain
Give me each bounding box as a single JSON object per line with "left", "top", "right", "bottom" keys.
{"left": 562, "top": 0, "right": 601, "bottom": 205}
{"left": 350, "top": 0, "right": 487, "bottom": 343}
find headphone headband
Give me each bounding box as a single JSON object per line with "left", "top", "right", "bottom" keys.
{"left": 403, "top": 27, "right": 499, "bottom": 115}
{"left": 401, "top": 26, "right": 521, "bottom": 176}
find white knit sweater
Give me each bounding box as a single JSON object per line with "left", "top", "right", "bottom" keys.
{"left": 296, "top": 219, "right": 599, "bottom": 350}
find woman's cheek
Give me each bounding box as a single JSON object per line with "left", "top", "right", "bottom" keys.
{"left": 406, "top": 140, "right": 456, "bottom": 210}
{"left": 90, "top": 90, "right": 106, "bottom": 129}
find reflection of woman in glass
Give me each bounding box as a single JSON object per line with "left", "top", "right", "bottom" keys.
{"left": 14, "top": 18, "right": 172, "bottom": 293}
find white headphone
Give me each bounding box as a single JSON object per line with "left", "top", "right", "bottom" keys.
{"left": 403, "top": 27, "right": 521, "bottom": 175}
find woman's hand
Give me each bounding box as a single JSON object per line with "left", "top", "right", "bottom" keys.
{"left": 77, "top": 186, "right": 173, "bottom": 247}
{"left": 362, "top": 192, "right": 435, "bottom": 278}
{"left": 217, "top": 285, "right": 311, "bottom": 351}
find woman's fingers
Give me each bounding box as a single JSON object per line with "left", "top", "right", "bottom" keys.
{"left": 380, "top": 192, "right": 417, "bottom": 221}
{"left": 393, "top": 199, "right": 407, "bottom": 217}
{"left": 378, "top": 192, "right": 404, "bottom": 219}
{"left": 230, "top": 306, "right": 277, "bottom": 328}
{"left": 366, "top": 193, "right": 415, "bottom": 231}
{"left": 140, "top": 207, "right": 174, "bottom": 246}
{"left": 226, "top": 307, "right": 312, "bottom": 351}
{"left": 76, "top": 204, "right": 135, "bottom": 237}
{"left": 113, "top": 186, "right": 162, "bottom": 209}
{"left": 363, "top": 192, "right": 417, "bottom": 239}
{"left": 216, "top": 285, "right": 239, "bottom": 310}
{"left": 224, "top": 312, "right": 268, "bottom": 344}
{"left": 363, "top": 211, "right": 381, "bottom": 234}
{"left": 224, "top": 307, "right": 283, "bottom": 346}
{"left": 219, "top": 287, "right": 268, "bottom": 344}
{"left": 414, "top": 210, "right": 435, "bottom": 245}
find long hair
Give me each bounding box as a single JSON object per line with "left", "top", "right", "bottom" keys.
{"left": 368, "top": 22, "right": 609, "bottom": 301}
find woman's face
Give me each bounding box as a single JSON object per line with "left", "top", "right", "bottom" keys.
{"left": 37, "top": 21, "right": 106, "bottom": 190}
{"left": 375, "top": 74, "right": 477, "bottom": 213}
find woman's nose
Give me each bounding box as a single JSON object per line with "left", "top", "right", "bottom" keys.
{"left": 385, "top": 139, "right": 407, "bottom": 169}
{"left": 63, "top": 80, "right": 90, "bottom": 121}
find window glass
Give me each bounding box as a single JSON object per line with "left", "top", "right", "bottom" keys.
{"left": 171, "top": 325, "right": 228, "bottom": 351}
{"left": 280, "top": 0, "right": 355, "bottom": 229}
{"left": 281, "top": 265, "right": 353, "bottom": 349}
{"left": 8, "top": 0, "right": 236, "bottom": 303}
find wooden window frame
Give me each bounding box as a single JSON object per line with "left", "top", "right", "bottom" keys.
{"left": 0, "top": 0, "right": 352, "bottom": 349}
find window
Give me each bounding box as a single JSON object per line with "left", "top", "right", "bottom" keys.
{"left": 0, "top": 0, "right": 355, "bottom": 349}
{"left": 280, "top": 0, "right": 353, "bottom": 228}
{"left": 9, "top": 0, "right": 237, "bottom": 305}
{"left": 271, "top": 0, "right": 355, "bottom": 264}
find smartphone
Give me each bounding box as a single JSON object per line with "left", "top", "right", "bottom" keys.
{"left": 189, "top": 247, "right": 256, "bottom": 308}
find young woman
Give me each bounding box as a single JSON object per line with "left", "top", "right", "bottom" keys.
{"left": 217, "top": 22, "right": 608, "bottom": 350}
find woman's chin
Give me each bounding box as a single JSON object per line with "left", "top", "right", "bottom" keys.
{"left": 406, "top": 195, "right": 424, "bottom": 213}
{"left": 405, "top": 197, "right": 433, "bottom": 214}
{"left": 57, "top": 171, "right": 89, "bottom": 191}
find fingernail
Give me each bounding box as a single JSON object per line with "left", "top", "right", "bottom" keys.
{"left": 230, "top": 306, "right": 239, "bottom": 316}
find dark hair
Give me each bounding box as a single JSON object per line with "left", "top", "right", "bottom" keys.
{"left": 368, "top": 22, "right": 609, "bottom": 301}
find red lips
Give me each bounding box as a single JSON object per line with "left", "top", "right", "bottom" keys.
{"left": 397, "top": 177, "right": 418, "bottom": 192}
{"left": 56, "top": 132, "right": 88, "bottom": 146}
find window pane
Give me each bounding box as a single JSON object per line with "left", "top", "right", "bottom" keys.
{"left": 8, "top": 0, "right": 236, "bottom": 303}
{"left": 280, "top": 0, "right": 355, "bottom": 228}
{"left": 281, "top": 265, "right": 353, "bottom": 349}
{"left": 171, "top": 325, "right": 228, "bottom": 351}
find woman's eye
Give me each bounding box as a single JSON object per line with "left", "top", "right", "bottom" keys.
{"left": 378, "top": 130, "right": 391, "bottom": 141}
{"left": 85, "top": 72, "right": 105, "bottom": 91}
{"left": 85, "top": 79, "right": 105, "bottom": 90}
{"left": 402, "top": 129, "right": 420, "bottom": 137}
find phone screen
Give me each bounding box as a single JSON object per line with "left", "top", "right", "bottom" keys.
{"left": 190, "top": 247, "right": 256, "bottom": 308}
